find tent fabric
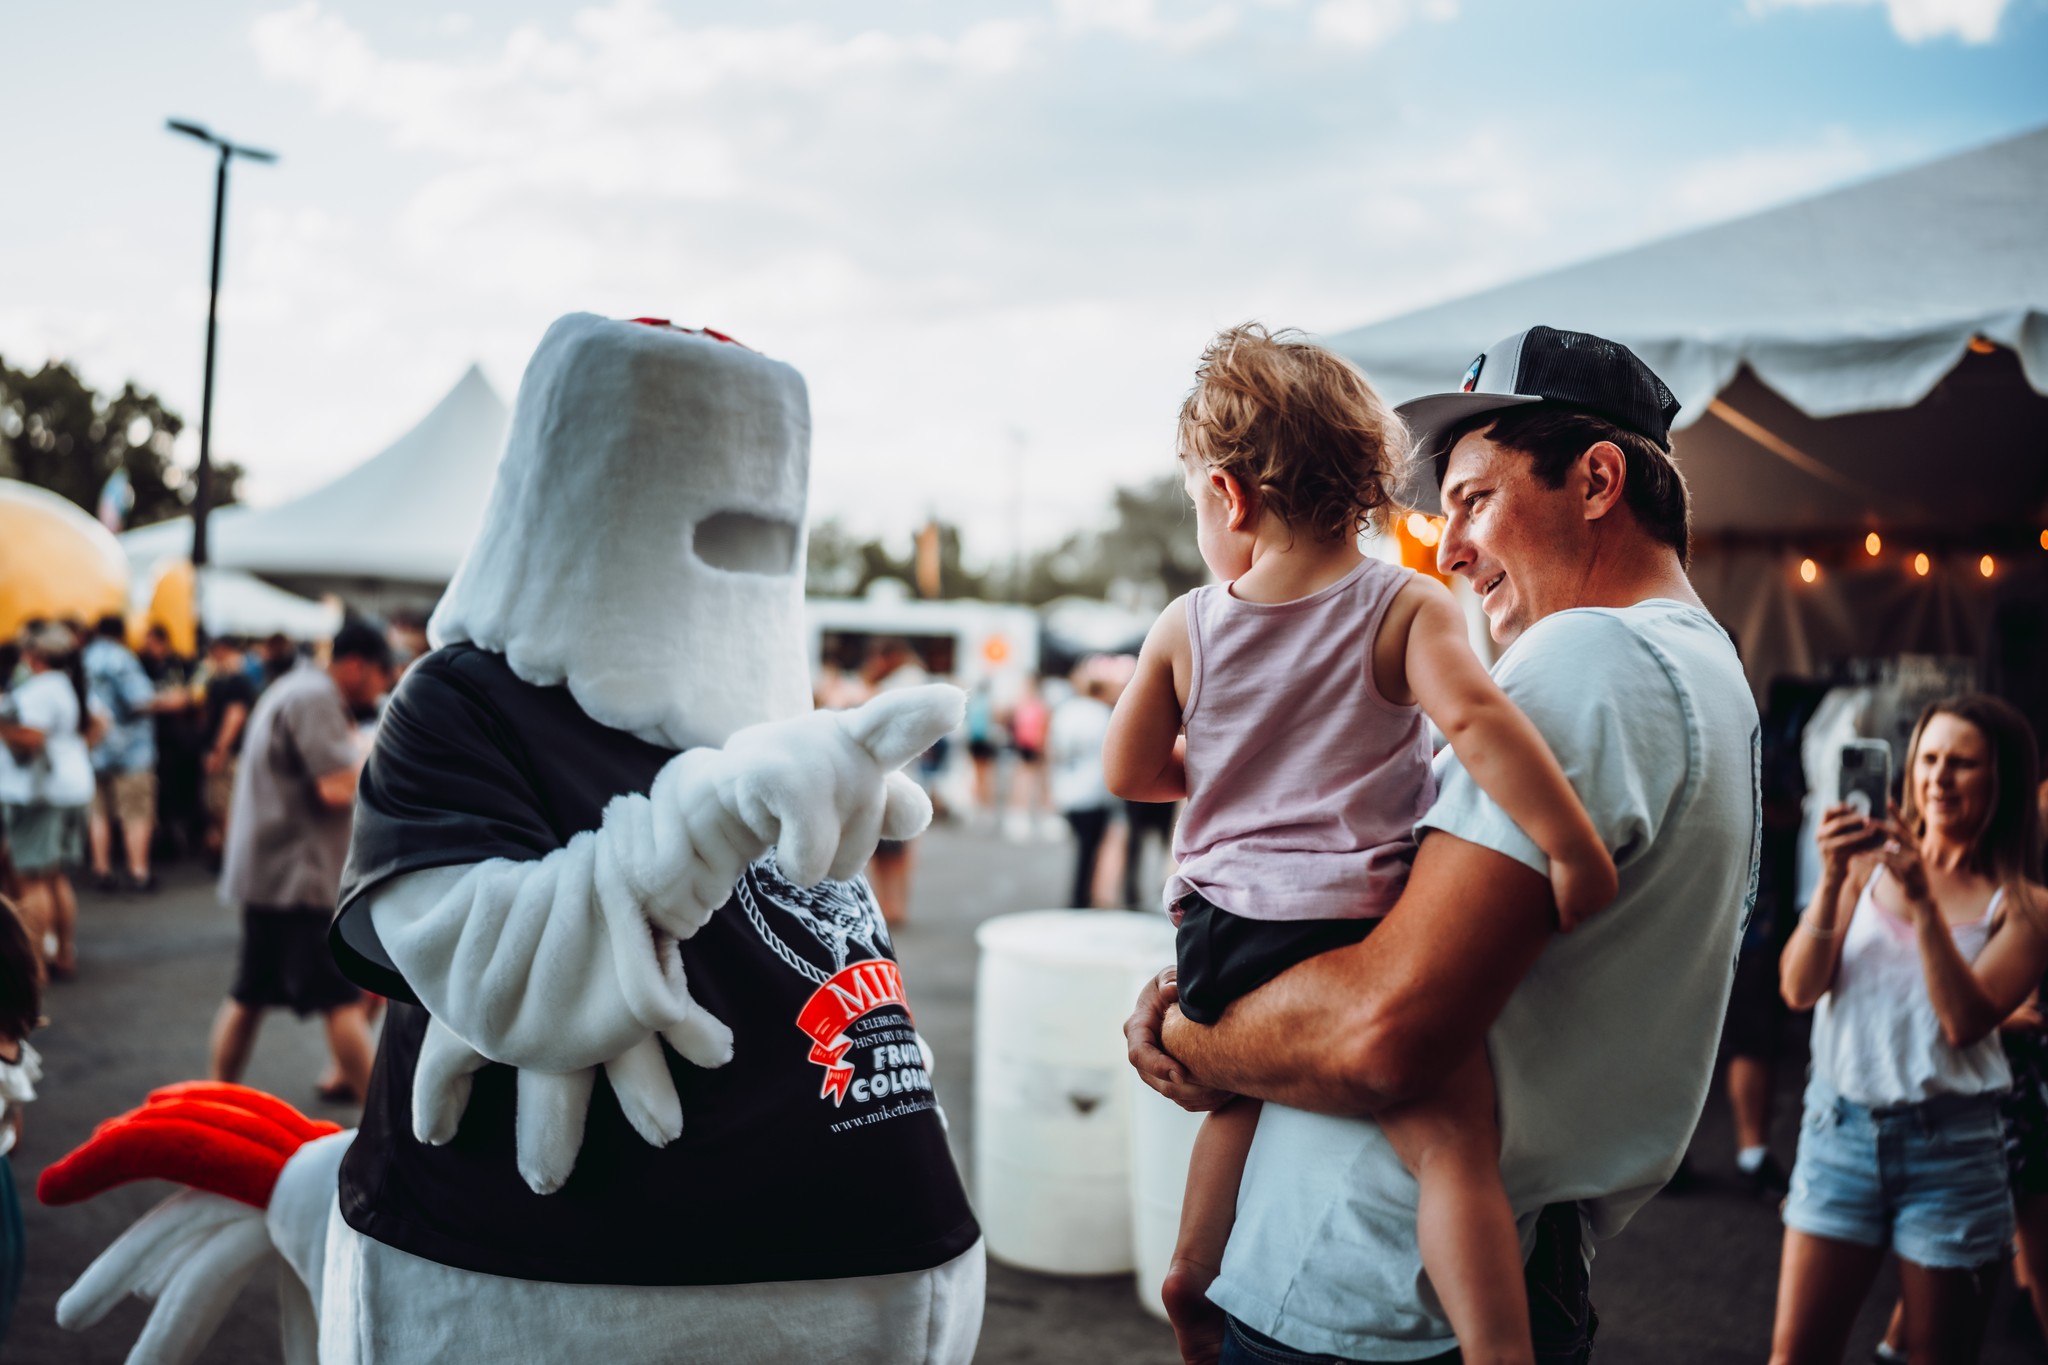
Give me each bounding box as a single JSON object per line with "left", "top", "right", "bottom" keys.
{"left": 117, "top": 506, "right": 254, "bottom": 573}
{"left": 134, "top": 558, "right": 342, "bottom": 647}
{"left": 197, "top": 568, "right": 343, "bottom": 641}
{"left": 119, "top": 365, "right": 509, "bottom": 587}
{"left": 1324, "top": 127, "right": 2048, "bottom": 429}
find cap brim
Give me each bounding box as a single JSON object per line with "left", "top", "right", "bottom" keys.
{"left": 1391, "top": 391, "right": 1543, "bottom": 515}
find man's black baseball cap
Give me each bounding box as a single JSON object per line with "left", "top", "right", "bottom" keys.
{"left": 1393, "top": 326, "right": 1681, "bottom": 514}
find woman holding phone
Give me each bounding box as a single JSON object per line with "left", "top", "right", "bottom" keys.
{"left": 1771, "top": 694, "right": 2048, "bottom": 1364}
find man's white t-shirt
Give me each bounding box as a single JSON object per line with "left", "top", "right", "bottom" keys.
{"left": 1206, "top": 600, "right": 1760, "bottom": 1360}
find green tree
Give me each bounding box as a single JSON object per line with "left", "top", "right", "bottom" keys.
{"left": 0, "top": 356, "right": 242, "bottom": 527}
{"left": 1091, "top": 474, "right": 1208, "bottom": 601}
{"left": 805, "top": 518, "right": 990, "bottom": 600}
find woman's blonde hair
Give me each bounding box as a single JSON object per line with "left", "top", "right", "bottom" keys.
{"left": 1177, "top": 323, "right": 1407, "bottom": 542}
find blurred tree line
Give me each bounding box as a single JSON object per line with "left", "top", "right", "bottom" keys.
{"left": 807, "top": 473, "right": 1208, "bottom": 606}
{"left": 0, "top": 356, "right": 241, "bottom": 526}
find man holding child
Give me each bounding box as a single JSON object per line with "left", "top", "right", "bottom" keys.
{"left": 1127, "top": 327, "right": 1761, "bottom": 1364}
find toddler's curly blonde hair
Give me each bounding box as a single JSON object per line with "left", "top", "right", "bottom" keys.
{"left": 1178, "top": 323, "right": 1407, "bottom": 542}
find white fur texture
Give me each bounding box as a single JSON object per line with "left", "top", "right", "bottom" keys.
{"left": 57, "top": 1189, "right": 280, "bottom": 1365}
{"left": 429, "top": 314, "right": 816, "bottom": 752}
{"left": 370, "top": 684, "right": 963, "bottom": 1193}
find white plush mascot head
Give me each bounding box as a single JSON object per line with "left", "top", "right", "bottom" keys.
{"left": 431, "top": 313, "right": 813, "bottom": 750}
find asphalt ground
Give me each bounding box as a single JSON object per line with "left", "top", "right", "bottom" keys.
{"left": 11, "top": 820, "right": 2047, "bottom": 1364}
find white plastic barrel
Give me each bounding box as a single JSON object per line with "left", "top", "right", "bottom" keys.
{"left": 974, "top": 909, "right": 1176, "bottom": 1274}
{"left": 1126, "top": 968, "right": 1208, "bottom": 1320}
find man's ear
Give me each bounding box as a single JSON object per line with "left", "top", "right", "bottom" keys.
{"left": 1211, "top": 469, "right": 1255, "bottom": 532}
{"left": 1579, "top": 442, "right": 1627, "bottom": 523}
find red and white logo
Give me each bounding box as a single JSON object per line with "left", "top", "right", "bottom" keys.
{"left": 795, "top": 959, "right": 911, "bottom": 1105}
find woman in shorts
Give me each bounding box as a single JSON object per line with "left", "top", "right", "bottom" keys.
{"left": 1773, "top": 695, "right": 2048, "bottom": 1364}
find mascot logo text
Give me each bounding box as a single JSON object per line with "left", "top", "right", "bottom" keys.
{"left": 738, "top": 856, "right": 933, "bottom": 1109}
{"left": 797, "top": 960, "right": 909, "bottom": 1104}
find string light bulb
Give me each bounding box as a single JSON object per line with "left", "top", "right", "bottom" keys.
{"left": 1405, "top": 511, "right": 1441, "bottom": 547}
{"left": 1798, "top": 558, "right": 1819, "bottom": 584}
{"left": 1980, "top": 555, "right": 1995, "bottom": 579}
{"left": 2040, "top": 529, "right": 2048, "bottom": 552}
{"left": 1864, "top": 532, "right": 1882, "bottom": 556}
{"left": 1913, "top": 552, "right": 1931, "bottom": 577}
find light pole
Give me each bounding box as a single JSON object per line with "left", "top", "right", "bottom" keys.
{"left": 166, "top": 119, "right": 276, "bottom": 575}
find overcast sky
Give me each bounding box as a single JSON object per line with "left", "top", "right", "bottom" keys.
{"left": 4, "top": 0, "right": 2045, "bottom": 562}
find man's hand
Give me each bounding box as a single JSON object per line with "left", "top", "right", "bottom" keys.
{"left": 1124, "top": 969, "right": 1234, "bottom": 1113}
{"left": 1144, "top": 834, "right": 1554, "bottom": 1117}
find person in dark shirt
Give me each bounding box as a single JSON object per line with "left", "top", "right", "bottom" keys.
{"left": 199, "top": 638, "right": 258, "bottom": 866}
{"left": 259, "top": 634, "right": 299, "bottom": 691}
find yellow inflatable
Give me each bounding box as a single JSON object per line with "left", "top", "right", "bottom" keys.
{"left": 0, "top": 479, "right": 129, "bottom": 640}
{"left": 144, "top": 558, "right": 199, "bottom": 657}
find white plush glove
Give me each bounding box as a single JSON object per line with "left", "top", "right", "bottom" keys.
{"left": 409, "top": 683, "right": 962, "bottom": 1193}
{"left": 56, "top": 1189, "right": 294, "bottom": 1365}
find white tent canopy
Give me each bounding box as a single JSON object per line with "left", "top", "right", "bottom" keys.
{"left": 193, "top": 567, "right": 343, "bottom": 641}
{"left": 1326, "top": 127, "right": 2048, "bottom": 536}
{"left": 121, "top": 364, "right": 509, "bottom": 592}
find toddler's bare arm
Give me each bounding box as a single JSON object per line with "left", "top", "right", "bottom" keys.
{"left": 1105, "top": 597, "right": 1192, "bottom": 803}
{"left": 1396, "top": 579, "right": 1617, "bottom": 930}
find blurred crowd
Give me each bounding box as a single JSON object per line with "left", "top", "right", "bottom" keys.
{"left": 815, "top": 639, "right": 1178, "bottom": 925}
{"left": 0, "top": 617, "right": 419, "bottom": 972}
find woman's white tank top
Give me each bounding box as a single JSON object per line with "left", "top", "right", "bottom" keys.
{"left": 1810, "top": 867, "right": 2012, "bottom": 1108}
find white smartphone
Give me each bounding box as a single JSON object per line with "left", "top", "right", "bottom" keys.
{"left": 1838, "top": 740, "right": 1892, "bottom": 821}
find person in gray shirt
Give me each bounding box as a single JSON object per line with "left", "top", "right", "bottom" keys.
{"left": 1127, "top": 328, "right": 1761, "bottom": 1364}
{"left": 210, "top": 622, "right": 392, "bottom": 1106}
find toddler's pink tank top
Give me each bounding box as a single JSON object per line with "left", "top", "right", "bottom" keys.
{"left": 1169, "top": 556, "right": 1435, "bottom": 922}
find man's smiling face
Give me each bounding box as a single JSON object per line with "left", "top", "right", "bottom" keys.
{"left": 1434, "top": 425, "right": 1591, "bottom": 646}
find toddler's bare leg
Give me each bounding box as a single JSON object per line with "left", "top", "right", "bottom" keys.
{"left": 1163, "top": 1098, "right": 1260, "bottom": 1365}
{"left": 1380, "top": 1052, "right": 1532, "bottom": 1365}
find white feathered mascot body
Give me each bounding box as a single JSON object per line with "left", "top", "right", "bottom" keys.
{"left": 42, "top": 315, "right": 985, "bottom": 1365}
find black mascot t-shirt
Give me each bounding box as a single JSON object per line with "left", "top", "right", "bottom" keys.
{"left": 331, "top": 644, "right": 979, "bottom": 1285}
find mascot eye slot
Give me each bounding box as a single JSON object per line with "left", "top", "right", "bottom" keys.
{"left": 692, "top": 510, "right": 798, "bottom": 575}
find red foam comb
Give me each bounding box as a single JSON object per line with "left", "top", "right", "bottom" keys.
{"left": 626, "top": 318, "right": 749, "bottom": 349}
{"left": 39, "top": 1083, "right": 343, "bottom": 1210}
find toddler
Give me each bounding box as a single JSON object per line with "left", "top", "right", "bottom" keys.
{"left": 1103, "top": 324, "right": 1617, "bottom": 1365}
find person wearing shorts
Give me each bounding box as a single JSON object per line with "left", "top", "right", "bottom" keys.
{"left": 1774, "top": 695, "right": 2048, "bottom": 1364}
{"left": 208, "top": 623, "right": 392, "bottom": 1106}
{"left": 83, "top": 616, "right": 162, "bottom": 893}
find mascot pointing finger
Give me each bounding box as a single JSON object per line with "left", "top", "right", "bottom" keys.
{"left": 42, "top": 315, "right": 986, "bottom": 1365}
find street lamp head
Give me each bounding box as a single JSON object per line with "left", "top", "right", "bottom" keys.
{"left": 166, "top": 118, "right": 279, "bottom": 164}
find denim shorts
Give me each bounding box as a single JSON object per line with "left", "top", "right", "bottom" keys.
{"left": 1783, "top": 1082, "right": 2015, "bottom": 1270}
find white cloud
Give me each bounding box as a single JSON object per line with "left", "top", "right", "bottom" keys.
{"left": 1, "top": 0, "right": 1926, "bottom": 550}
{"left": 1053, "top": 0, "right": 1239, "bottom": 50}
{"left": 1312, "top": 0, "right": 1458, "bottom": 49}
{"left": 1745, "top": 0, "right": 2009, "bottom": 44}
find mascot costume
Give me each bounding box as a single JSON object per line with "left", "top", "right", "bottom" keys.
{"left": 39, "top": 314, "right": 986, "bottom": 1364}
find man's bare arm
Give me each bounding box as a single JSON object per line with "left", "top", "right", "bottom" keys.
{"left": 1150, "top": 831, "right": 1556, "bottom": 1116}
{"left": 315, "top": 765, "right": 361, "bottom": 810}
